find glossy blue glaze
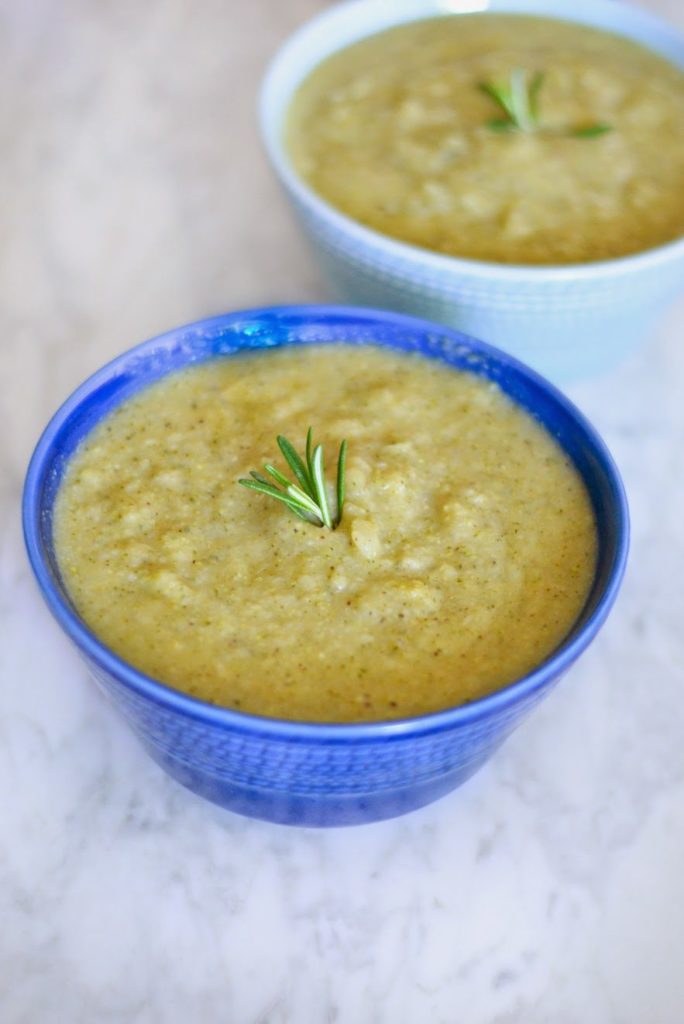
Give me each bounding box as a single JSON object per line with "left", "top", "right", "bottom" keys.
{"left": 23, "top": 307, "right": 629, "bottom": 826}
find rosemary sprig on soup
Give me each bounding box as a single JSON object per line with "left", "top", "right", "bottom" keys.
{"left": 288, "top": 14, "right": 684, "bottom": 264}
{"left": 53, "top": 346, "right": 597, "bottom": 723}
{"left": 479, "top": 68, "right": 612, "bottom": 138}
{"left": 239, "top": 428, "right": 347, "bottom": 529}
{"left": 480, "top": 68, "right": 545, "bottom": 134}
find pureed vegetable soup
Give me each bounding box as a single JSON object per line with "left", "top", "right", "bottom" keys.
{"left": 287, "top": 15, "right": 684, "bottom": 264}
{"left": 54, "top": 346, "right": 597, "bottom": 723}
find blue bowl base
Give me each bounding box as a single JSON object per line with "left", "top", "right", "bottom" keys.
{"left": 148, "top": 744, "right": 491, "bottom": 827}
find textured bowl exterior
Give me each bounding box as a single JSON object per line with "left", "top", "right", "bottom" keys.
{"left": 85, "top": 654, "right": 551, "bottom": 826}
{"left": 260, "top": 0, "right": 684, "bottom": 383}
{"left": 23, "top": 307, "right": 629, "bottom": 826}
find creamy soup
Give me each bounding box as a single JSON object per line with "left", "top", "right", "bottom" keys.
{"left": 288, "top": 15, "right": 684, "bottom": 264}
{"left": 54, "top": 346, "right": 596, "bottom": 723}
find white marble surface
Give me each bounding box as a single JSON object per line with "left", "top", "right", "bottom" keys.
{"left": 3, "top": 1, "right": 684, "bottom": 1021}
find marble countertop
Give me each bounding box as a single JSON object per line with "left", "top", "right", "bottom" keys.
{"left": 3, "top": 1, "right": 684, "bottom": 1021}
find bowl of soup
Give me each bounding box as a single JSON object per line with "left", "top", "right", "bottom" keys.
{"left": 260, "top": 0, "right": 684, "bottom": 381}
{"left": 23, "top": 306, "right": 628, "bottom": 826}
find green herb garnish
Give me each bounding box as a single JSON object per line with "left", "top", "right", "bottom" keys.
{"left": 480, "top": 68, "right": 544, "bottom": 134}
{"left": 239, "top": 428, "right": 347, "bottom": 530}
{"left": 570, "top": 122, "right": 613, "bottom": 138}
{"left": 479, "top": 68, "right": 612, "bottom": 138}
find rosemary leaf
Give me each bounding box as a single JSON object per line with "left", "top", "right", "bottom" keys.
{"left": 238, "top": 478, "right": 321, "bottom": 524}
{"left": 305, "top": 427, "right": 314, "bottom": 486}
{"left": 571, "top": 123, "right": 613, "bottom": 138}
{"left": 529, "top": 71, "right": 545, "bottom": 122}
{"left": 277, "top": 435, "right": 312, "bottom": 493}
{"left": 311, "top": 444, "right": 333, "bottom": 530}
{"left": 336, "top": 439, "right": 347, "bottom": 525}
{"left": 290, "top": 505, "right": 321, "bottom": 525}
{"left": 480, "top": 68, "right": 612, "bottom": 139}
{"left": 285, "top": 483, "right": 323, "bottom": 519}
{"left": 479, "top": 80, "right": 512, "bottom": 118}
{"left": 509, "top": 67, "right": 533, "bottom": 132}
{"left": 264, "top": 463, "right": 294, "bottom": 490}
{"left": 486, "top": 118, "right": 516, "bottom": 132}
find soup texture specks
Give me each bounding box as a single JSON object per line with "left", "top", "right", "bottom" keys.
{"left": 54, "top": 345, "right": 596, "bottom": 722}
{"left": 288, "top": 15, "right": 684, "bottom": 264}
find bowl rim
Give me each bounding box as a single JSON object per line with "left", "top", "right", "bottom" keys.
{"left": 259, "top": 0, "right": 684, "bottom": 281}
{"left": 22, "top": 304, "right": 630, "bottom": 741}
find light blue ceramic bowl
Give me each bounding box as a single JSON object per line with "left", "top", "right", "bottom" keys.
{"left": 23, "top": 307, "right": 628, "bottom": 827}
{"left": 261, "top": 0, "right": 684, "bottom": 383}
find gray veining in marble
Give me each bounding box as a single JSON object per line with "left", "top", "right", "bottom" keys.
{"left": 2, "top": 1, "right": 684, "bottom": 1021}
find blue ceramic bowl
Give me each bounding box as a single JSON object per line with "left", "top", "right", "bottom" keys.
{"left": 23, "top": 306, "right": 628, "bottom": 827}
{"left": 261, "top": 0, "right": 684, "bottom": 383}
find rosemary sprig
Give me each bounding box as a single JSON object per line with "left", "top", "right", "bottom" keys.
{"left": 479, "top": 69, "right": 612, "bottom": 138}
{"left": 480, "top": 68, "right": 544, "bottom": 134}
{"left": 239, "top": 428, "right": 348, "bottom": 530}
